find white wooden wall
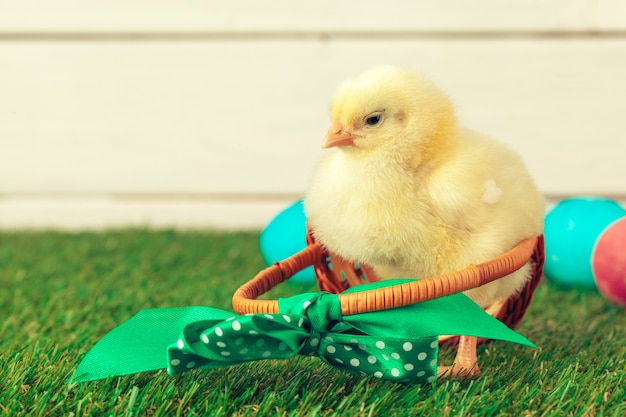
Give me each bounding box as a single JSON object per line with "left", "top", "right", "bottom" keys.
{"left": 1, "top": 0, "right": 625, "bottom": 229}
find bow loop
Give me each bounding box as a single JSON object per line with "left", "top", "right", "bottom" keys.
{"left": 168, "top": 313, "right": 310, "bottom": 375}
{"left": 316, "top": 334, "right": 439, "bottom": 382}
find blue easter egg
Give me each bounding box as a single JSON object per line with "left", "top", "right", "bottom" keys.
{"left": 259, "top": 200, "right": 316, "bottom": 284}
{"left": 544, "top": 196, "right": 626, "bottom": 287}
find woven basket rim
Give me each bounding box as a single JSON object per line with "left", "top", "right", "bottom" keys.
{"left": 232, "top": 235, "right": 540, "bottom": 316}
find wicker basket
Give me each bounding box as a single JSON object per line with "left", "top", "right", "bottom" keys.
{"left": 233, "top": 231, "right": 544, "bottom": 334}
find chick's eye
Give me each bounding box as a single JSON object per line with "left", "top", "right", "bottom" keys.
{"left": 365, "top": 114, "right": 382, "bottom": 126}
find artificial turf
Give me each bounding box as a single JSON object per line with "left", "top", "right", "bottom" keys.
{"left": 1, "top": 230, "right": 624, "bottom": 416}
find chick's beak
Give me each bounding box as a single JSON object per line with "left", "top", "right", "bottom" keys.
{"left": 322, "top": 121, "right": 355, "bottom": 149}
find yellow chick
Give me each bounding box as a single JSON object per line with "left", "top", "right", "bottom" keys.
{"left": 304, "top": 66, "right": 544, "bottom": 376}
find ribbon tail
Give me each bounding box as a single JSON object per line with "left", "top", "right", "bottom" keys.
{"left": 431, "top": 293, "right": 537, "bottom": 348}
{"left": 342, "top": 280, "right": 537, "bottom": 349}
{"left": 71, "top": 307, "right": 232, "bottom": 383}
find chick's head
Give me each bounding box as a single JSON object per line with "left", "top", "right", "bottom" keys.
{"left": 323, "top": 67, "right": 457, "bottom": 163}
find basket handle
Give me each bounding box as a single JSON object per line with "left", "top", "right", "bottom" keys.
{"left": 232, "top": 236, "right": 539, "bottom": 316}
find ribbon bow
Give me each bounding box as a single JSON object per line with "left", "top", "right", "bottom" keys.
{"left": 72, "top": 280, "right": 535, "bottom": 384}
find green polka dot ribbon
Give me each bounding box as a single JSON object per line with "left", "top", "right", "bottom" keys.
{"left": 72, "top": 279, "right": 536, "bottom": 384}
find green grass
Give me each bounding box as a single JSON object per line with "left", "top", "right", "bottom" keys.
{"left": 1, "top": 230, "right": 625, "bottom": 417}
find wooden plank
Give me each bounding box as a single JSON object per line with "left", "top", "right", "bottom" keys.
{"left": 1, "top": 0, "right": 626, "bottom": 34}
{"left": 0, "top": 195, "right": 624, "bottom": 230}
{"left": 2, "top": 39, "right": 625, "bottom": 197}
{"left": 0, "top": 40, "right": 328, "bottom": 195}
{"left": 0, "top": 195, "right": 295, "bottom": 230}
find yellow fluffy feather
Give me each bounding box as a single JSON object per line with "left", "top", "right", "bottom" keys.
{"left": 304, "top": 67, "right": 544, "bottom": 375}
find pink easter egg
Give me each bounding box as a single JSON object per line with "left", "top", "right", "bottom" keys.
{"left": 592, "top": 217, "right": 626, "bottom": 305}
